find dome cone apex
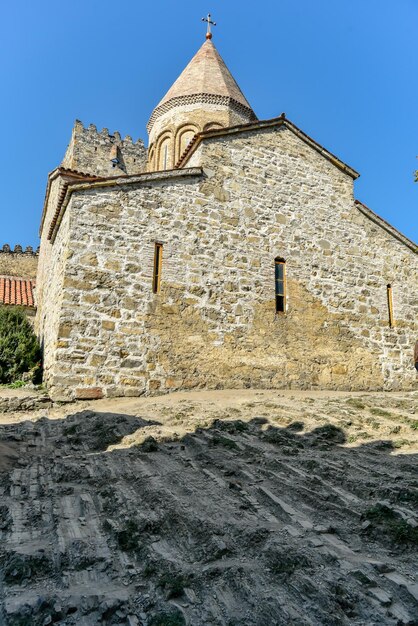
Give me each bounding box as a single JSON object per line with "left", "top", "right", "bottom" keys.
{"left": 156, "top": 39, "right": 253, "bottom": 113}
{"left": 147, "top": 38, "right": 256, "bottom": 135}
{"left": 146, "top": 36, "right": 257, "bottom": 171}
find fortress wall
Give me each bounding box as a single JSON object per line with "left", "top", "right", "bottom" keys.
{"left": 0, "top": 246, "right": 38, "bottom": 279}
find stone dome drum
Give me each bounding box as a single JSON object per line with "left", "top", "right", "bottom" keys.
{"left": 147, "top": 39, "right": 257, "bottom": 171}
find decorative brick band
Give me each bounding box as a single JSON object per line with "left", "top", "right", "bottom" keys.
{"left": 147, "top": 94, "right": 257, "bottom": 133}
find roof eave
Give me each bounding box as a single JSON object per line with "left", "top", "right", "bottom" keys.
{"left": 39, "top": 167, "right": 105, "bottom": 238}
{"left": 49, "top": 167, "right": 203, "bottom": 244}
{"left": 354, "top": 200, "right": 417, "bottom": 253}
{"left": 175, "top": 115, "right": 360, "bottom": 180}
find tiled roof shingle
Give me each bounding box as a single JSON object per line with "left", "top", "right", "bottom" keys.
{"left": 0, "top": 276, "right": 36, "bottom": 307}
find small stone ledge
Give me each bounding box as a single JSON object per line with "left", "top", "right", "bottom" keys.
{"left": 0, "top": 392, "right": 52, "bottom": 414}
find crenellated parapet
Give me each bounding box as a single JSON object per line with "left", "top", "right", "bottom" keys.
{"left": 61, "top": 120, "right": 147, "bottom": 177}
{"left": 1, "top": 244, "right": 39, "bottom": 254}
{"left": 0, "top": 244, "right": 39, "bottom": 279}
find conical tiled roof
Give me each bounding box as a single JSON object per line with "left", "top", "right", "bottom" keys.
{"left": 158, "top": 39, "right": 253, "bottom": 110}
{"left": 147, "top": 39, "right": 256, "bottom": 132}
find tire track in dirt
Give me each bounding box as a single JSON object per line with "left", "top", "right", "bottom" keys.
{"left": 0, "top": 391, "right": 417, "bottom": 625}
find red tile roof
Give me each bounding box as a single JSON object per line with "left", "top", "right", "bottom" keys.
{"left": 0, "top": 276, "right": 36, "bottom": 307}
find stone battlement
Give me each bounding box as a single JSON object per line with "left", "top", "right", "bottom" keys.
{"left": 74, "top": 120, "right": 144, "bottom": 147}
{"left": 61, "top": 120, "right": 147, "bottom": 177}
{"left": 1, "top": 244, "right": 39, "bottom": 255}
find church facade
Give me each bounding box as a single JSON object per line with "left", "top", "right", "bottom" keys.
{"left": 35, "top": 34, "right": 417, "bottom": 401}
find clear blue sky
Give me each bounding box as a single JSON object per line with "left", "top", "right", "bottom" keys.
{"left": 1, "top": 0, "right": 417, "bottom": 248}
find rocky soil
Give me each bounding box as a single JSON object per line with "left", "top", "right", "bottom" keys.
{"left": 0, "top": 389, "right": 417, "bottom": 625}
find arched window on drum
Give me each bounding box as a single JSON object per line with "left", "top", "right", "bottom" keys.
{"left": 158, "top": 135, "right": 172, "bottom": 170}
{"left": 148, "top": 146, "right": 155, "bottom": 171}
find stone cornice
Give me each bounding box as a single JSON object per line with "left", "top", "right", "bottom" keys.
{"left": 147, "top": 94, "right": 257, "bottom": 134}
{"left": 49, "top": 167, "right": 203, "bottom": 244}
{"left": 175, "top": 115, "right": 360, "bottom": 180}
{"left": 354, "top": 200, "right": 417, "bottom": 254}
{"left": 39, "top": 167, "right": 103, "bottom": 237}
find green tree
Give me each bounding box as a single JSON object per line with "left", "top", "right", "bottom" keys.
{"left": 0, "top": 307, "right": 41, "bottom": 383}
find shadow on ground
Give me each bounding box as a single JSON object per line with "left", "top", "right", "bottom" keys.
{"left": 0, "top": 408, "right": 417, "bottom": 626}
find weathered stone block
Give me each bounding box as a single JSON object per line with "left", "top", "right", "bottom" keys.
{"left": 79, "top": 253, "right": 98, "bottom": 266}
{"left": 101, "top": 320, "right": 115, "bottom": 331}
{"left": 104, "top": 259, "right": 122, "bottom": 271}
{"left": 165, "top": 377, "right": 181, "bottom": 389}
{"left": 121, "top": 359, "right": 142, "bottom": 368}
{"left": 89, "top": 354, "right": 107, "bottom": 366}
{"left": 75, "top": 387, "right": 104, "bottom": 400}
{"left": 58, "top": 324, "right": 72, "bottom": 338}
{"left": 84, "top": 294, "right": 101, "bottom": 304}
{"left": 120, "top": 377, "right": 145, "bottom": 386}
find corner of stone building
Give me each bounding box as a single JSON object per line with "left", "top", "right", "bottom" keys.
{"left": 60, "top": 120, "right": 80, "bottom": 170}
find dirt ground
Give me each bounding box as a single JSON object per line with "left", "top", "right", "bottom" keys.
{"left": 0, "top": 389, "right": 417, "bottom": 625}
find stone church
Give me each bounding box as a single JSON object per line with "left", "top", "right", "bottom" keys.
{"left": 15, "top": 27, "right": 416, "bottom": 400}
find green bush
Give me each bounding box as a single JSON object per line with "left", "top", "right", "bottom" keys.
{"left": 364, "top": 503, "right": 418, "bottom": 545}
{"left": 0, "top": 307, "right": 41, "bottom": 384}
{"left": 149, "top": 610, "right": 185, "bottom": 626}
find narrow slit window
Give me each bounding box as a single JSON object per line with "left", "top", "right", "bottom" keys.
{"left": 275, "top": 258, "right": 286, "bottom": 313}
{"left": 153, "top": 243, "right": 163, "bottom": 294}
{"left": 387, "top": 284, "right": 394, "bottom": 327}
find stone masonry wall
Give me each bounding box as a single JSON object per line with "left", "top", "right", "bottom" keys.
{"left": 0, "top": 245, "right": 38, "bottom": 279}
{"left": 35, "top": 174, "right": 72, "bottom": 382}
{"left": 40, "top": 126, "right": 418, "bottom": 400}
{"left": 61, "top": 120, "right": 147, "bottom": 177}
{"left": 36, "top": 208, "right": 71, "bottom": 388}
{"left": 36, "top": 177, "right": 62, "bottom": 320}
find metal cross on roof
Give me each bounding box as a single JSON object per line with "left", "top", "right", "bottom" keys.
{"left": 202, "top": 13, "right": 216, "bottom": 40}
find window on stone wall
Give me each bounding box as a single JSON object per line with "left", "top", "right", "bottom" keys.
{"left": 163, "top": 144, "right": 169, "bottom": 169}
{"left": 275, "top": 258, "right": 286, "bottom": 313}
{"left": 153, "top": 243, "right": 163, "bottom": 294}
{"left": 387, "top": 284, "right": 394, "bottom": 327}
